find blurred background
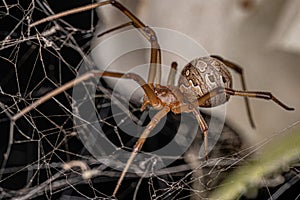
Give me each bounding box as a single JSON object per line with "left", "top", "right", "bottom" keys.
{"left": 94, "top": 0, "right": 300, "bottom": 145}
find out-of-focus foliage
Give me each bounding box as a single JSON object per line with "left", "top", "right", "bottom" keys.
{"left": 210, "top": 128, "right": 300, "bottom": 200}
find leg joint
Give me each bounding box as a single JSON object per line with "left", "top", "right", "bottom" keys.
{"left": 143, "top": 26, "right": 158, "bottom": 42}
{"left": 109, "top": 0, "right": 117, "bottom": 5}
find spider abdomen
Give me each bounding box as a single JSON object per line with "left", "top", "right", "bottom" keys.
{"left": 178, "top": 56, "right": 232, "bottom": 107}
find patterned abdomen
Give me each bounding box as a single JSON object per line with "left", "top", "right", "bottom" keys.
{"left": 178, "top": 56, "right": 232, "bottom": 107}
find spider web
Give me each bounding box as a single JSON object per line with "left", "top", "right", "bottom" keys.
{"left": 0, "top": 1, "right": 299, "bottom": 200}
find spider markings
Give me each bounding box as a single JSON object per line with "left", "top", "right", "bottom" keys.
{"left": 179, "top": 57, "right": 232, "bottom": 106}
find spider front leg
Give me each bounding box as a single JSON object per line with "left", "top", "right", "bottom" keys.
{"left": 185, "top": 87, "right": 294, "bottom": 160}
{"left": 30, "top": 0, "right": 162, "bottom": 85}
{"left": 12, "top": 70, "right": 161, "bottom": 121}
{"left": 113, "top": 107, "right": 170, "bottom": 197}
{"left": 211, "top": 55, "right": 255, "bottom": 128}
{"left": 196, "top": 87, "right": 294, "bottom": 111}
{"left": 223, "top": 88, "right": 294, "bottom": 110}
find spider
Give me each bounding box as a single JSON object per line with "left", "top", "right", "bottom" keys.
{"left": 27, "top": 0, "right": 294, "bottom": 197}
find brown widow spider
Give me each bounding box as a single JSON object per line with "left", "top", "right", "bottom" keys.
{"left": 25, "top": 0, "right": 295, "bottom": 197}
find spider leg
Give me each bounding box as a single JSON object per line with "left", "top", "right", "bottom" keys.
{"left": 167, "top": 62, "right": 178, "bottom": 86}
{"left": 192, "top": 108, "right": 209, "bottom": 160}
{"left": 155, "top": 47, "right": 162, "bottom": 86}
{"left": 99, "top": 71, "right": 160, "bottom": 108}
{"left": 112, "top": 106, "right": 170, "bottom": 197}
{"left": 110, "top": 1, "right": 162, "bottom": 85}
{"left": 30, "top": 0, "right": 162, "bottom": 85}
{"left": 211, "top": 55, "right": 256, "bottom": 128}
{"left": 12, "top": 70, "right": 161, "bottom": 121}
{"left": 171, "top": 103, "right": 209, "bottom": 159}
{"left": 97, "top": 21, "right": 134, "bottom": 38}
{"left": 196, "top": 87, "right": 294, "bottom": 111}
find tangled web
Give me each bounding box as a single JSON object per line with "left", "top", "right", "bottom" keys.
{"left": 1, "top": 1, "right": 298, "bottom": 199}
